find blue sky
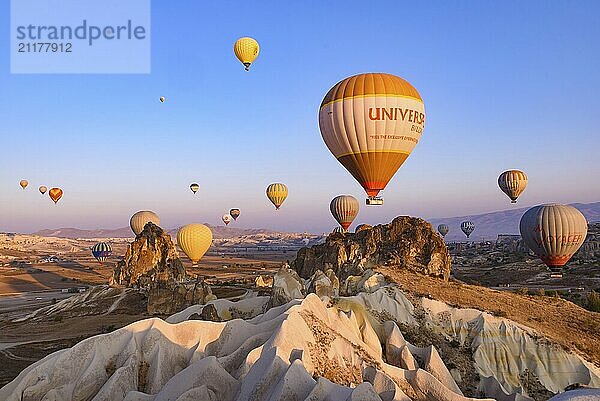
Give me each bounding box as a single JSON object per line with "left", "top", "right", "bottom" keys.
{"left": 1, "top": 1, "right": 599, "bottom": 233}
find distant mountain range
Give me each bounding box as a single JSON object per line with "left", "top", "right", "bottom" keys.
{"left": 427, "top": 202, "right": 600, "bottom": 242}
{"left": 31, "top": 202, "right": 599, "bottom": 242}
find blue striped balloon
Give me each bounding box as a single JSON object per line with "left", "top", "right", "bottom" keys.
{"left": 91, "top": 242, "right": 112, "bottom": 262}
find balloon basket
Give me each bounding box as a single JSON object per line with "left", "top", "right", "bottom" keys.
{"left": 366, "top": 197, "right": 384, "bottom": 206}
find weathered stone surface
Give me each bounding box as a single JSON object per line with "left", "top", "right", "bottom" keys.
{"left": 111, "top": 222, "right": 186, "bottom": 287}
{"left": 307, "top": 270, "right": 338, "bottom": 299}
{"left": 291, "top": 216, "right": 451, "bottom": 283}
{"left": 255, "top": 275, "right": 274, "bottom": 288}
{"left": 271, "top": 264, "right": 305, "bottom": 306}
{"left": 146, "top": 280, "right": 214, "bottom": 315}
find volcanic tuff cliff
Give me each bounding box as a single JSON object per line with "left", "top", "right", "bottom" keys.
{"left": 111, "top": 222, "right": 186, "bottom": 287}
{"left": 291, "top": 216, "right": 451, "bottom": 282}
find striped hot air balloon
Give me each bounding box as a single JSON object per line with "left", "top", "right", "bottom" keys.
{"left": 438, "top": 224, "right": 449, "bottom": 238}
{"left": 230, "top": 208, "right": 241, "bottom": 220}
{"left": 332, "top": 226, "right": 346, "bottom": 234}
{"left": 461, "top": 221, "right": 475, "bottom": 238}
{"left": 330, "top": 195, "right": 359, "bottom": 231}
{"left": 266, "top": 183, "right": 288, "bottom": 210}
{"left": 130, "top": 211, "right": 160, "bottom": 235}
{"left": 91, "top": 242, "right": 112, "bottom": 263}
{"left": 234, "top": 37, "right": 260, "bottom": 71}
{"left": 520, "top": 204, "right": 587, "bottom": 272}
{"left": 177, "top": 224, "right": 213, "bottom": 265}
{"left": 319, "top": 73, "right": 425, "bottom": 204}
{"left": 498, "top": 170, "right": 528, "bottom": 203}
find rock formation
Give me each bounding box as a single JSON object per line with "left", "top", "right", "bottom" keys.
{"left": 291, "top": 216, "right": 451, "bottom": 283}
{"left": 111, "top": 222, "right": 186, "bottom": 287}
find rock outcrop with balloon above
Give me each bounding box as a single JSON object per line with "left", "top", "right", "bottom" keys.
{"left": 291, "top": 216, "right": 451, "bottom": 284}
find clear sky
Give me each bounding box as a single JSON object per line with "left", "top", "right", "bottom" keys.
{"left": 1, "top": 1, "right": 599, "bottom": 233}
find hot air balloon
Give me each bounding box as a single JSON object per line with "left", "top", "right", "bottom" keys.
{"left": 234, "top": 37, "right": 260, "bottom": 71}
{"left": 520, "top": 204, "right": 587, "bottom": 272}
{"left": 19, "top": 180, "right": 28, "bottom": 189}
{"left": 498, "top": 170, "right": 528, "bottom": 203}
{"left": 355, "top": 224, "right": 373, "bottom": 233}
{"left": 461, "top": 221, "right": 475, "bottom": 238}
{"left": 222, "top": 214, "right": 232, "bottom": 226}
{"left": 332, "top": 226, "right": 346, "bottom": 234}
{"left": 190, "top": 183, "right": 199, "bottom": 194}
{"left": 319, "top": 73, "right": 425, "bottom": 206}
{"left": 49, "top": 188, "right": 63, "bottom": 204}
{"left": 266, "top": 183, "right": 288, "bottom": 210}
{"left": 39, "top": 186, "right": 47, "bottom": 195}
{"left": 330, "top": 195, "right": 359, "bottom": 231}
{"left": 130, "top": 210, "right": 160, "bottom": 235}
{"left": 177, "top": 223, "right": 213, "bottom": 265}
{"left": 159, "top": 96, "right": 165, "bottom": 103}
{"left": 230, "top": 208, "right": 241, "bottom": 221}
{"left": 438, "top": 224, "right": 449, "bottom": 238}
{"left": 91, "top": 242, "right": 112, "bottom": 263}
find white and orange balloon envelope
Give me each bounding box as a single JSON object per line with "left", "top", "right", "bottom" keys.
{"left": 20, "top": 180, "right": 28, "bottom": 189}
{"left": 234, "top": 37, "right": 260, "bottom": 71}
{"left": 130, "top": 210, "right": 160, "bottom": 236}
{"left": 222, "top": 214, "right": 232, "bottom": 226}
{"left": 498, "top": 170, "right": 528, "bottom": 203}
{"left": 330, "top": 195, "right": 359, "bottom": 231}
{"left": 49, "top": 188, "right": 63, "bottom": 204}
{"left": 39, "top": 186, "right": 47, "bottom": 195}
{"left": 520, "top": 204, "right": 587, "bottom": 270}
{"left": 319, "top": 73, "right": 425, "bottom": 199}
{"left": 266, "top": 183, "right": 288, "bottom": 210}
{"left": 177, "top": 224, "right": 213, "bottom": 264}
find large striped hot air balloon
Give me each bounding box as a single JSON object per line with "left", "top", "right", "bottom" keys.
{"left": 498, "top": 170, "right": 528, "bottom": 203}
{"left": 49, "top": 188, "right": 63, "bottom": 204}
{"left": 332, "top": 226, "right": 346, "bottom": 234}
{"left": 230, "top": 208, "right": 241, "bottom": 220}
{"left": 177, "top": 224, "right": 213, "bottom": 265}
{"left": 438, "top": 224, "right": 449, "bottom": 238}
{"left": 330, "top": 195, "right": 359, "bottom": 231}
{"left": 266, "top": 183, "right": 288, "bottom": 210}
{"left": 319, "top": 73, "right": 425, "bottom": 205}
{"left": 461, "top": 221, "right": 475, "bottom": 238}
{"left": 234, "top": 37, "right": 260, "bottom": 71}
{"left": 91, "top": 242, "right": 112, "bottom": 263}
{"left": 130, "top": 211, "right": 160, "bottom": 235}
{"left": 520, "top": 204, "right": 587, "bottom": 272}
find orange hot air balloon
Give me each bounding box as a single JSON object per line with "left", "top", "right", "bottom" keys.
{"left": 39, "top": 186, "right": 47, "bottom": 194}
{"left": 49, "top": 188, "right": 63, "bottom": 204}
{"left": 498, "top": 170, "right": 528, "bottom": 203}
{"left": 20, "top": 180, "right": 28, "bottom": 189}
{"left": 319, "top": 73, "right": 425, "bottom": 205}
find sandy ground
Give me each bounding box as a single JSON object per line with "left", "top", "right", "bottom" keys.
{"left": 377, "top": 266, "right": 600, "bottom": 368}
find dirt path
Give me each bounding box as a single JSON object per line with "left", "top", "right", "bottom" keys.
{"left": 377, "top": 267, "right": 600, "bottom": 367}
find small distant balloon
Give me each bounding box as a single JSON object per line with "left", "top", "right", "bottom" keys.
{"left": 177, "top": 224, "right": 213, "bottom": 265}
{"left": 461, "top": 221, "right": 475, "bottom": 238}
{"left": 190, "top": 183, "right": 199, "bottom": 194}
{"left": 438, "top": 224, "right": 449, "bottom": 238}
{"left": 498, "top": 170, "right": 528, "bottom": 203}
{"left": 49, "top": 188, "right": 63, "bottom": 204}
{"left": 91, "top": 242, "right": 112, "bottom": 263}
{"left": 266, "top": 183, "right": 288, "bottom": 210}
{"left": 222, "top": 214, "right": 232, "bottom": 226}
{"left": 234, "top": 37, "right": 260, "bottom": 71}
{"left": 39, "top": 186, "right": 47, "bottom": 195}
{"left": 20, "top": 180, "right": 28, "bottom": 189}
{"left": 159, "top": 96, "right": 165, "bottom": 103}
{"left": 230, "top": 208, "right": 241, "bottom": 220}
{"left": 330, "top": 195, "right": 359, "bottom": 231}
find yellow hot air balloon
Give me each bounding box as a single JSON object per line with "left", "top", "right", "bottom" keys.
{"left": 190, "top": 183, "right": 200, "bottom": 194}
{"left": 330, "top": 195, "right": 359, "bottom": 231}
{"left": 177, "top": 223, "right": 213, "bottom": 265}
{"left": 498, "top": 170, "right": 528, "bottom": 203}
{"left": 159, "top": 96, "right": 165, "bottom": 103}
{"left": 48, "top": 187, "right": 63, "bottom": 204}
{"left": 234, "top": 37, "right": 260, "bottom": 71}
{"left": 130, "top": 210, "right": 160, "bottom": 236}
{"left": 266, "top": 183, "right": 288, "bottom": 210}
{"left": 319, "top": 73, "right": 425, "bottom": 205}
{"left": 39, "top": 186, "right": 47, "bottom": 194}
{"left": 19, "top": 180, "right": 28, "bottom": 189}
{"left": 520, "top": 204, "right": 587, "bottom": 272}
